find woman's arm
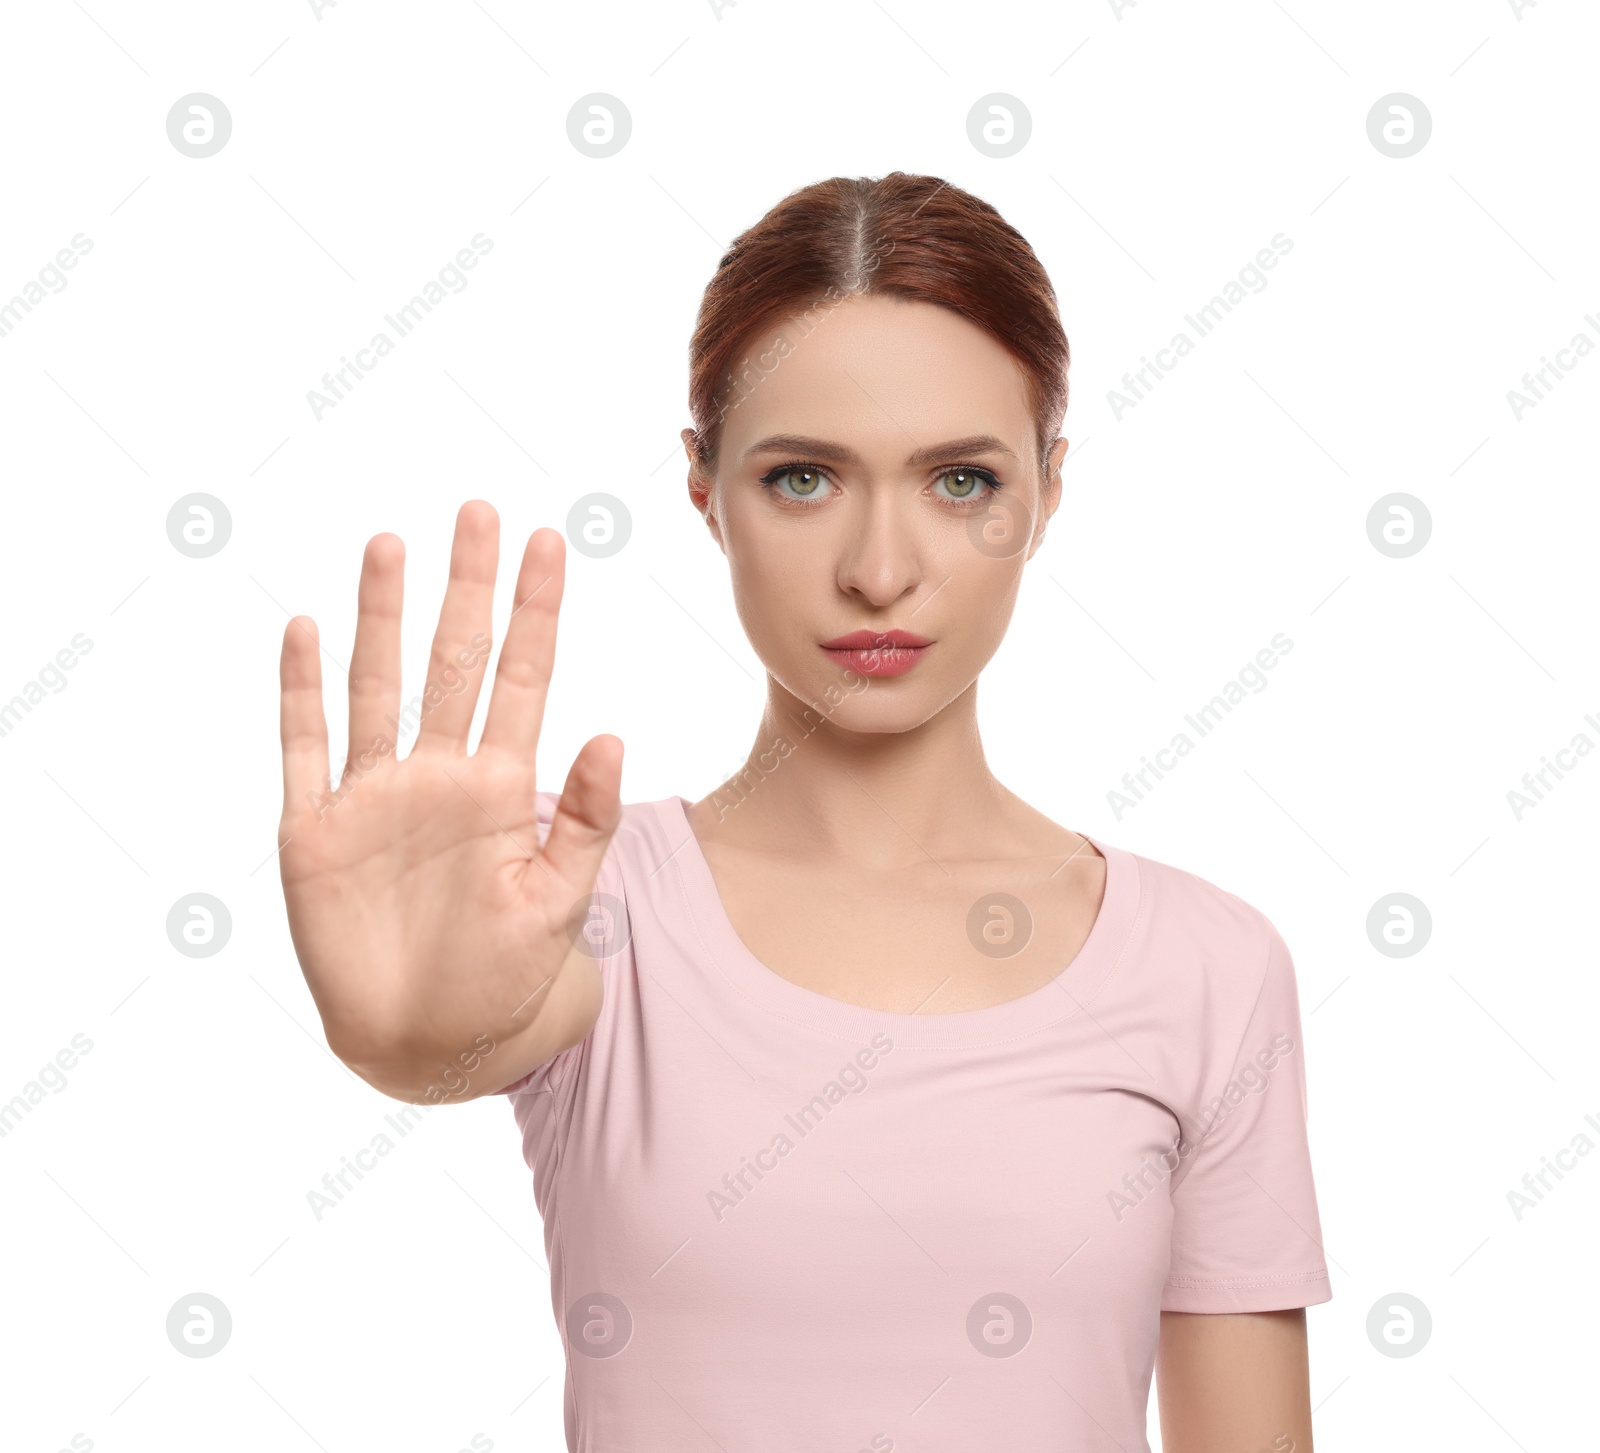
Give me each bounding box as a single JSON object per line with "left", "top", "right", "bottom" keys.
{"left": 1156, "top": 1309, "right": 1313, "bottom": 1453}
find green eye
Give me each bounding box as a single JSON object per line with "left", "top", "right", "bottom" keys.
{"left": 785, "top": 469, "right": 823, "bottom": 496}
{"left": 760, "top": 465, "right": 833, "bottom": 500}
{"left": 935, "top": 468, "right": 997, "bottom": 500}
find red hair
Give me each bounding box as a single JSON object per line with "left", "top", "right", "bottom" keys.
{"left": 685, "top": 171, "right": 1070, "bottom": 477}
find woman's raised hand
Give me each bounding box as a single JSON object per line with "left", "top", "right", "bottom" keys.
{"left": 276, "top": 501, "right": 621, "bottom": 1102}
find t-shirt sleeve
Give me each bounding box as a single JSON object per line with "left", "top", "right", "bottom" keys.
{"left": 1161, "top": 913, "right": 1333, "bottom": 1313}
{"left": 496, "top": 1049, "right": 571, "bottom": 1099}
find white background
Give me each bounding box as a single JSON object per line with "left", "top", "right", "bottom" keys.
{"left": 2, "top": 0, "right": 1595, "bottom": 1449}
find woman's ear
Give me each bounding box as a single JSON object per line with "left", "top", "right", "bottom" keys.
{"left": 1026, "top": 436, "right": 1069, "bottom": 559}
{"left": 1044, "top": 436, "right": 1068, "bottom": 508}
{"left": 683, "top": 427, "right": 710, "bottom": 511}
{"left": 682, "top": 427, "right": 724, "bottom": 551}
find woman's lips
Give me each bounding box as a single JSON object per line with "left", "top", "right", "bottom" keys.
{"left": 822, "top": 645, "right": 928, "bottom": 677}
{"left": 818, "top": 630, "right": 933, "bottom": 678}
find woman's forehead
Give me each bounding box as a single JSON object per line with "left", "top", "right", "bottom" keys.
{"left": 718, "top": 297, "right": 1036, "bottom": 464}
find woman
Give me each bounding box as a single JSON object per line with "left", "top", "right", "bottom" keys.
{"left": 277, "top": 171, "right": 1330, "bottom": 1452}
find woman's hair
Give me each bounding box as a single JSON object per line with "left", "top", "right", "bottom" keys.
{"left": 685, "top": 171, "right": 1070, "bottom": 480}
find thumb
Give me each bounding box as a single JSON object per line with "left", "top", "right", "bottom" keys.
{"left": 540, "top": 734, "right": 624, "bottom": 898}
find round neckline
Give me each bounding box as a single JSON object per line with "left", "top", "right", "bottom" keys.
{"left": 662, "top": 794, "right": 1141, "bottom": 1049}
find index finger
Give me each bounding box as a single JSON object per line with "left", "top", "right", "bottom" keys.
{"left": 477, "top": 527, "right": 565, "bottom": 764}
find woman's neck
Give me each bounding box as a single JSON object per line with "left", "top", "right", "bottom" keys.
{"left": 693, "top": 677, "right": 1034, "bottom": 870}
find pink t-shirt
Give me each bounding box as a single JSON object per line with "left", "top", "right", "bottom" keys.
{"left": 500, "top": 792, "right": 1331, "bottom": 1451}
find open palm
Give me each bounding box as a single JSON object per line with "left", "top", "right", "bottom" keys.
{"left": 276, "top": 501, "right": 621, "bottom": 1102}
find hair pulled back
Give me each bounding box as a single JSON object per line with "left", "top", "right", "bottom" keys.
{"left": 685, "top": 172, "right": 1070, "bottom": 479}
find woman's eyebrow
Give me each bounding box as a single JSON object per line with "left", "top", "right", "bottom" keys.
{"left": 743, "top": 434, "right": 1017, "bottom": 466}
{"left": 905, "top": 435, "right": 1018, "bottom": 465}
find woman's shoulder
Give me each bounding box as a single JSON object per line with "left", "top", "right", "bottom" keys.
{"left": 1098, "top": 831, "right": 1290, "bottom": 991}
{"left": 1090, "top": 838, "right": 1308, "bottom": 1081}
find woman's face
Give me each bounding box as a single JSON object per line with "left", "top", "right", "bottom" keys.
{"left": 683, "top": 292, "right": 1066, "bottom": 734}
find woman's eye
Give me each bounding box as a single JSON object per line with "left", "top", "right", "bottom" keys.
{"left": 933, "top": 468, "right": 996, "bottom": 501}
{"left": 764, "top": 466, "right": 833, "bottom": 500}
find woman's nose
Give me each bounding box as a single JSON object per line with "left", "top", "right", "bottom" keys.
{"left": 834, "top": 495, "right": 922, "bottom": 606}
